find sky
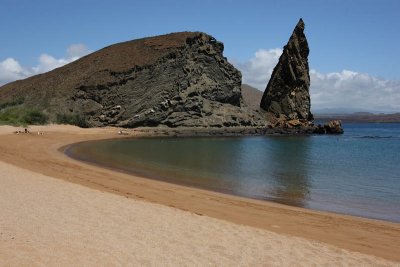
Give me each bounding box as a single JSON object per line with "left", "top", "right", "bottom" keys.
{"left": 1, "top": 0, "right": 399, "bottom": 112}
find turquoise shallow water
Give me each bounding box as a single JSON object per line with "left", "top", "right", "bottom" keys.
{"left": 66, "top": 123, "right": 400, "bottom": 222}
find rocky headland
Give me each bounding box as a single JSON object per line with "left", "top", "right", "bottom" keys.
{"left": 0, "top": 20, "right": 342, "bottom": 134}
{"left": 260, "top": 19, "right": 312, "bottom": 123}
{"left": 259, "top": 18, "right": 342, "bottom": 134}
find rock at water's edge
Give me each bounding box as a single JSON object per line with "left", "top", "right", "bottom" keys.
{"left": 314, "top": 120, "right": 344, "bottom": 134}
{"left": 260, "top": 18, "right": 312, "bottom": 121}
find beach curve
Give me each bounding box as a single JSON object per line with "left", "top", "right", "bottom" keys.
{"left": 0, "top": 124, "right": 399, "bottom": 265}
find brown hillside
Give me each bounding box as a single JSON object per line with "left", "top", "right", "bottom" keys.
{"left": 0, "top": 32, "right": 265, "bottom": 128}
{"left": 241, "top": 84, "right": 263, "bottom": 110}
{"left": 0, "top": 32, "right": 200, "bottom": 104}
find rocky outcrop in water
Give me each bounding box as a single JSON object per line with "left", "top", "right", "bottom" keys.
{"left": 260, "top": 18, "right": 313, "bottom": 122}
{"left": 314, "top": 120, "right": 344, "bottom": 134}
{"left": 0, "top": 32, "right": 264, "bottom": 128}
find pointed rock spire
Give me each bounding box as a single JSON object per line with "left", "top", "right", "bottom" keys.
{"left": 260, "top": 18, "right": 313, "bottom": 121}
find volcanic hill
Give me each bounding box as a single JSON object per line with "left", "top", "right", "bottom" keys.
{"left": 0, "top": 32, "right": 264, "bottom": 128}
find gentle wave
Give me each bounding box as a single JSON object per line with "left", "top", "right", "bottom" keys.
{"left": 358, "top": 135, "right": 393, "bottom": 139}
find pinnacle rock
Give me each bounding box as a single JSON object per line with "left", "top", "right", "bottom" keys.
{"left": 260, "top": 18, "right": 313, "bottom": 121}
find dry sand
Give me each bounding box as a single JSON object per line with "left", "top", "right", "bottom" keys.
{"left": 0, "top": 125, "right": 399, "bottom": 266}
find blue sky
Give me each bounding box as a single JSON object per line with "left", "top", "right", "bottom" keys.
{"left": 1, "top": 0, "right": 399, "bottom": 112}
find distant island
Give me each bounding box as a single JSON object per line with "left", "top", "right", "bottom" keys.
{"left": 314, "top": 112, "right": 400, "bottom": 123}
{"left": 0, "top": 19, "right": 343, "bottom": 134}
{"left": 241, "top": 84, "right": 400, "bottom": 123}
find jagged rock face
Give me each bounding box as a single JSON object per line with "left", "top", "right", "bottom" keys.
{"left": 0, "top": 32, "right": 264, "bottom": 128}
{"left": 260, "top": 19, "right": 313, "bottom": 121}
{"left": 73, "top": 33, "right": 244, "bottom": 127}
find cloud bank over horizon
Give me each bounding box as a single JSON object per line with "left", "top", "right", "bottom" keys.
{"left": 1, "top": 46, "right": 399, "bottom": 113}
{"left": 233, "top": 49, "right": 400, "bottom": 113}
{"left": 0, "top": 44, "right": 90, "bottom": 86}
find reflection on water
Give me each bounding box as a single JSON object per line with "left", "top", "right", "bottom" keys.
{"left": 223, "top": 137, "right": 311, "bottom": 207}
{"left": 66, "top": 123, "right": 400, "bottom": 222}
{"left": 268, "top": 137, "right": 311, "bottom": 207}
{"left": 67, "top": 137, "right": 312, "bottom": 206}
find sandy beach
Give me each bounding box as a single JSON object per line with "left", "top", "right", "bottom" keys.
{"left": 0, "top": 125, "right": 399, "bottom": 266}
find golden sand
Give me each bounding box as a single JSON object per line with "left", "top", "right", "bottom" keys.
{"left": 0, "top": 125, "right": 399, "bottom": 266}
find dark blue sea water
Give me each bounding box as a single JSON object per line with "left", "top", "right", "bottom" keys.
{"left": 66, "top": 123, "right": 400, "bottom": 223}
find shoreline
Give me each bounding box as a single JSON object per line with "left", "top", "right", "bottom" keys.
{"left": 64, "top": 136, "right": 399, "bottom": 224}
{"left": 1, "top": 125, "right": 400, "bottom": 263}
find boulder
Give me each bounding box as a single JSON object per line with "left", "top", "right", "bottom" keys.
{"left": 314, "top": 120, "right": 344, "bottom": 134}
{"left": 287, "top": 119, "right": 302, "bottom": 127}
{"left": 324, "top": 120, "right": 344, "bottom": 134}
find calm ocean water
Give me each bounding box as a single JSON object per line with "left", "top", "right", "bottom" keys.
{"left": 66, "top": 123, "right": 400, "bottom": 222}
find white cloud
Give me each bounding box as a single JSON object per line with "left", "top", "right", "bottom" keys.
{"left": 310, "top": 70, "right": 400, "bottom": 112}
{"left": 233, "top": 48, "right": 282, "bottom": 90}
{"left": 233, "top": 49, "right": 400, "bottom": 113}
{"left": 32, "top": 54, "right": 70, "bottom": 73}
{"left": 0, "top": 44, "right": 90, "bottom": 86}
{"left": 0, "top": 58, "right": 31, "bottom": 84}
{"left": 67, "top": 43, "right": 90, "bottom": 59}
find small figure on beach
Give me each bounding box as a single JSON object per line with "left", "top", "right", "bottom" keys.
{"left": 118, "top": 129, "right": 129, "bottom": 135}
{"left": 14, "top": 129, "right": 29, "bottom": 134}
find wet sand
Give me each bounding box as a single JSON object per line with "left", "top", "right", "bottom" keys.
{"left": 0, "top": 125, "right": 399, "bottom": 265}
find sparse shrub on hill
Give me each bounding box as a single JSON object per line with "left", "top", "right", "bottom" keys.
{"left": 56, "top": 113, "right": 90, "bottom": 128}
{"left": 0, "top": 97, "right": 25, "bottom": 110}
{"left": 24, "top": 109, "right": 48, "bottom": 125}
{"left": 0, "top": 106, "right": 48, "bottom": 126}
